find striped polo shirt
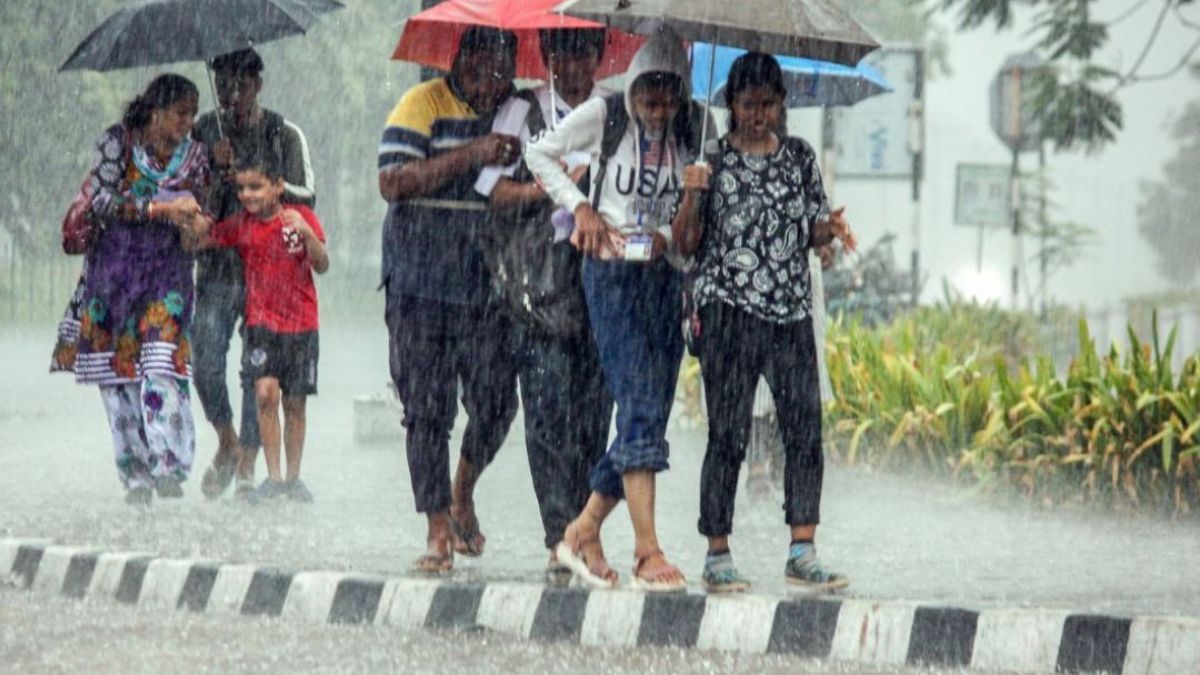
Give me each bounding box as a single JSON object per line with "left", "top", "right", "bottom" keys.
{"left": 378, "top": 77, "right": 499, "bottom": 308}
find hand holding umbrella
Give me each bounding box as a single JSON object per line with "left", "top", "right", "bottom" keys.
{"left": 60, "top": 0, "right": 344, "bottom": 138}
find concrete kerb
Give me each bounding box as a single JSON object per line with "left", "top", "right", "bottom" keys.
{"left": 3, "top": 537, "right": 1198, "bottom": 674}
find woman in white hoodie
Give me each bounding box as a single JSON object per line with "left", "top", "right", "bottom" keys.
{"left": 525, "top": 27, "right": 712, "bottom": 592}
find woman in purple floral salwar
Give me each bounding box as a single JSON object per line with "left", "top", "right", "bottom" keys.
{"left": 74, "top": 74, "right": 211, "bottom": 505}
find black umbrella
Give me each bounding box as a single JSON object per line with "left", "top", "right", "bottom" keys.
{"left": 60, "top": 0, "right": 343, "bottom": 135}
{"left": 555, "top": 0, "right": 878, "bottom": 67}
{"left": 556, "top": 0, "right": 879, "bottom": 154}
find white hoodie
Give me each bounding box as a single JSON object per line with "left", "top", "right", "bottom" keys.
{"left": 524, "top": 26, "right": 715, "bottom": 268}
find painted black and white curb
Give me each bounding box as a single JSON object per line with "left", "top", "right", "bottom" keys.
{"left": 3, "top": 538, "right": 1197, "bottom": 674}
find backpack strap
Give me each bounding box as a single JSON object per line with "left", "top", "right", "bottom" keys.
{"left": 261, "top": 110, "right": 285, "bottom": 160}
{"left": 517, "top": 89, "right": 547, "bottom": 136}
{"left": 591, "top": 94, "right": 629, "bottom": 211}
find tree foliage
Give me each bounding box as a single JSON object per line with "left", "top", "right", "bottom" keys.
{"left": 1137, "top": 66, "right": 1200, "bottom": 284}
{"left": 936, "top": 0, "right": 1200, "bottom": 151}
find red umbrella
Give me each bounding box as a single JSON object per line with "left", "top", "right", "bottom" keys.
{"left": 392, "top": 0, "right": 644, "bottom": 80}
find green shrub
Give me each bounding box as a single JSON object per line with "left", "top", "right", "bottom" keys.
{"left": 824, "top": 307, "right": 1200, "bottom": 514}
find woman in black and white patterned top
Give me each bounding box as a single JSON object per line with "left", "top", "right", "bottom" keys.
{"left": 671, "top": 52, "right": 857, "bottom": 594}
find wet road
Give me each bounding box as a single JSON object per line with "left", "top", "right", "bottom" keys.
{"left": 2, "top": 325, "right": 1199, "bottom": 618}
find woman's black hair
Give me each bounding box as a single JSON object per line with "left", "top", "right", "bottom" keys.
{"left": 723, "top": 52, "right": 786, "bottom": 133}
{"left": 122, "top": 74, "right": 199, "bottom": 130}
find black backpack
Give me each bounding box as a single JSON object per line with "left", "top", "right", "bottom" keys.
{"left": 478, "top": 90, "right": 590, "bottom": 338}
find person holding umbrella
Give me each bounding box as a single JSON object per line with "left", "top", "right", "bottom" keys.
{"left": 672, "top": 52, "right": 856, "bottom": 593}
{"left": 475, "top": 27, "right": 615, "bottom": 584}
{"left": 525, "top": 25, "right": 715, "bottom": 592}
{"left": 378, "top": 26, "right": 523, "bottom": 573}
{"left": 191, "top": 48, "right": 317, "bottom": 501}
{"left": 72, "top": 74, "right": 211, "bottom": 505}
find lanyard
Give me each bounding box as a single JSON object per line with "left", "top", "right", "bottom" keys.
{"left": 636, "top": 128, "right": 670, "bottom": 229}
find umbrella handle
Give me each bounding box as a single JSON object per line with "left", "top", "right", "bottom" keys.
{"left": 698, "top": 42, "right": 717, "bottom": 160}
{"left": 205, "top": 61, "right": 225, "bottom": 139}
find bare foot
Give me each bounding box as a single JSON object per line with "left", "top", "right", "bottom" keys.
{"left": 449, "top": 506, "right": 485, "bottom": 557}
{"left": 416, "top": 517, "right": 454, "bottom": 574}
{"left": 414, "top": 547, "right": 452, "bottom": 573}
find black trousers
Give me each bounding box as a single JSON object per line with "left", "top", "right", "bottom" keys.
{"left": 696, "top": 302, "right": 824, "bottom": 537}
{"left": 386, "top": 294, "right": 519, "bottom": 514}
{"left": 515, "top": 323, "right": 613, "bottom": 549}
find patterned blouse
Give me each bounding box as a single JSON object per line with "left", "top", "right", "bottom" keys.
{"left": 691, "top": 136, "right": 829, "bottom": 324}
{"left": 90, "top": 124, "right": 210, "bottom": 222}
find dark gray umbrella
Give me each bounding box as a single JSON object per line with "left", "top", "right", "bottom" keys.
{"left": 59, "top": 0, "right": 343, "bottom": 72}
{"left": 555, "top": 0, "right": 879, "bottom": 67}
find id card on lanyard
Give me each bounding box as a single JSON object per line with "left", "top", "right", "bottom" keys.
{"left": 624, "top": 130, "right": 672, "bottom": 262}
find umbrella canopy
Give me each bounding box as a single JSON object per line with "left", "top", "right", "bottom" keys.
{"left": 555, "top": 0, "right": 879, "bottom": 67}
{"left": 690, "top": 43, "right": 890, "bottom": 109}
{"left": 60, "top": 0, "right": 343, "bottom": 72}
{"left": 393, "top": 0, "right": 645, "bottom": 80}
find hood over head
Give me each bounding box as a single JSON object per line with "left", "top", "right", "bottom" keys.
{"left": 623, "top": 23, "right": 691, "bottom": 120}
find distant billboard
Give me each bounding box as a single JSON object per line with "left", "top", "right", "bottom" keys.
{"left": 954, "top": 163, "right": 1011, "bottom": 228}
{"left": 833, "top": 47, "right": 921, "bottom": 179}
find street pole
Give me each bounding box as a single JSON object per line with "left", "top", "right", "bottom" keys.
{"left": 1009, "top": 146, "right": 1021, "bottom": 310}
{"left": 909, "top": 51, "right": 925, "bottom": 307}
{"left": 1038, "top": 142, "right": 1048, "bottom": 320}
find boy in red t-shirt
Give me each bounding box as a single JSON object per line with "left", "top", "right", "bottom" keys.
{"left": 192, "top": 154, "right": 329, "bottom": 504}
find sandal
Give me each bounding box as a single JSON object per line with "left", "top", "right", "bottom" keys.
{"left": 545, "top": 558, "right": 573, "bottom": 587}
{"left": 413, "top": 551, "right": 453, "bottom": 574}
{"left": 449, "top": 515, "right": 485, "bottom": 558}
{"left": 631, "top": 548, "right": 687, "bottom": 593}
{"left": 554, "top": 541, "right": 619, "bottom": 589}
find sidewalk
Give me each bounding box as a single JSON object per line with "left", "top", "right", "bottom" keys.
{"left": 4, "top": 537, "right": 1199, "bottom": 674}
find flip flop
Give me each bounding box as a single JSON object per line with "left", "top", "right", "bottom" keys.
{"left": 554, "top": 541, "right": 618, "bottom": 590}
{"left": 631, "top": 549, "right": 687, "bottom": 593}
{"left": 449, "top": 516, "right": 485, "bottom": 558}
{"left": 413, "top": 551, "right": 453, "bottom": 575}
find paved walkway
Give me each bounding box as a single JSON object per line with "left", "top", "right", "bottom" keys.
{"left": 2, "top": 326, "right": 1198, "bottom": 618}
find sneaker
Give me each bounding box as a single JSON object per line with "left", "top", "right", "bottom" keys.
{"left": 125, "top": 486, "right": 153, "bottom": 506}
{"left": 701, "top": 552, "right": 751, "bottom": 593}
{"left": 246, "top": 479, "right": 289, "bottom": 505}
{"left": 234, "top": 477, "right": 256, "bottom": 502}
{"left": 200, "top": 459, "right": 236, "bottom": 499}
{"left": 784, "top": 546, "right": 849, "bottom": 591}
{"left": 286, "top": 478, "right": 314, "bottom": 503}
{"left": 154, "top": 475, "right": 184, "bottom": 499}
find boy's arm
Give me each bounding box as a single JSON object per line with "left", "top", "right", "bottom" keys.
{"left": 285, "top": 209, "right": 329, "bottom": 274}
